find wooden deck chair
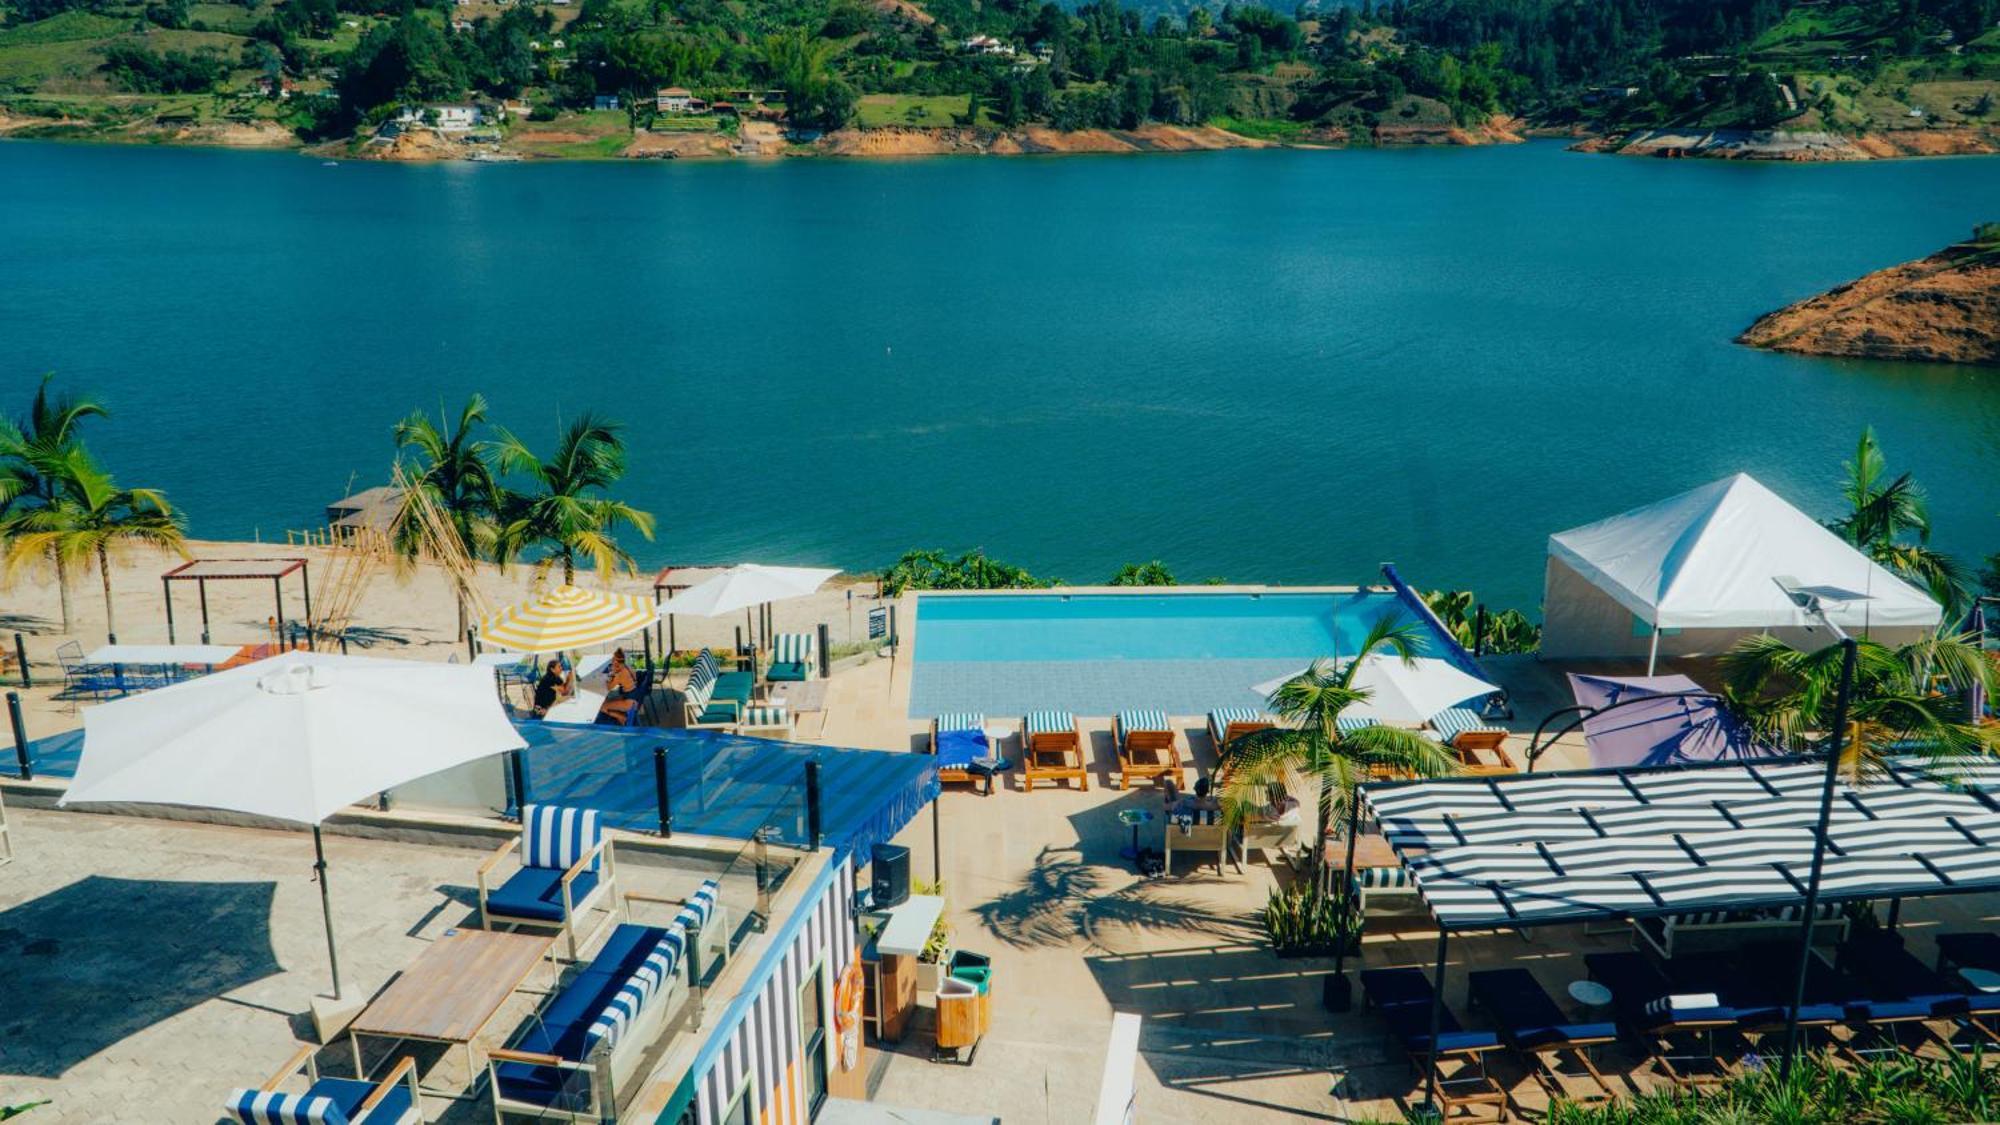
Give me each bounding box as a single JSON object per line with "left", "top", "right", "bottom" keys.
{"left": 1113, "top": 709, "right": 1183, "bottom": 790}
{"left": 930, "top": 712, "right": 991, "bottom": 789}
{"left": 1021, "top": 710, "right": 1087, "bottom": 792}
{"left": 1206, "top": 707, "right": 1273, "bottom": 759}
{"left": 477, "top": 804, "right": 618, "bottom": 960}
{"left": 1429, "top": 706, "right": 1517, "bottom": 774}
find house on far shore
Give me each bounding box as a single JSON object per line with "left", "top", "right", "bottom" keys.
{"left": 593, "top": 94, "right": 621, "bottom": 111}
{"left": 656, "top": 86, "right": 694, "bottom": 113}
{"left": 432, "top": 104, "right": 483, "bottom": 131}
{"left": 324, "top": 485, "right": 401, "bottom": 538}
{"left": 961, "top": 34, "right": 1015, "bottom": 55}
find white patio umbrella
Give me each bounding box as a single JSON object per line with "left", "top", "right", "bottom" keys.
{"left": 656, "top": 564, "right": 839, "bottom": 650}
{"left": 59, "top": 653, "right": 526, "bottom": 1000}
{"left": 1251, "top": 655, "right": 1500, "bottom": 725}
{"left": 478, "top": 583, "right": 656, "bottom": 655}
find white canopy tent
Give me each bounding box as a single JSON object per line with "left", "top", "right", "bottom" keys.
{"left": 1541, "top": 473, "right": 1942, "bottom": 671}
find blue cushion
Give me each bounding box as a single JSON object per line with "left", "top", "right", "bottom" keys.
{"left": 1515, "top": 1021, "right": 1618, "bottom": 1049}
{"left": 498, "top": 924, "right": 672, "bottom": 1110}
{"left": 487, "top": 866, "right": 601, "bottom": 923}
{"left": 935, "top": 728, "right": 988, "bottom": 770}
{"left": 694, "top": 703, "right": 738, "bottom": 724}
{"left": 766, "top": 662, "right": 808, "bottom": 683}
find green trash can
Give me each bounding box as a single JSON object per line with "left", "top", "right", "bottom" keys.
{"left": 949, "top": 966, "right": 991, "bottom": 993}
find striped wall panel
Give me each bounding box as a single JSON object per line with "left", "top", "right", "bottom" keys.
{"left": 687, "top": 857, "right": 857, "bottom": 1125}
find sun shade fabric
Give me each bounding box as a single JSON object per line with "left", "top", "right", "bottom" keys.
{"left": 1547, "top": 473, "right": 1942, "bottom": 630}
{"left": 477, "top": 584, "right": 657, "bottom": 654}
{"left": 1566, "top": 672, "right": 1766, "bottom": 768}
{"left": 60, "top": 653, "right": 525, "bottom": 825}
{"left": 1363, "top": 755, "right": 2000, "bottom": 930}
{"left": 655, "top": 564, "right": 839, "bottom": 617}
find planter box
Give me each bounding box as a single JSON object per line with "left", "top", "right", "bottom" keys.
{"left": 916, "top": 951, "right": 951, "bottom": 994}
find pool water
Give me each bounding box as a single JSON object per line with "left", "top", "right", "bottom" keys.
{"left": 908, "top": 591, "right": 1440, "bottom": 718}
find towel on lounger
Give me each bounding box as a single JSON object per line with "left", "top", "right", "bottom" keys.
{"left": 935, "top": 728, "right": 988, "bottom": 769}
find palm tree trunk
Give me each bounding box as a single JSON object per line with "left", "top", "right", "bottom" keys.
{"left": 563, "top": 557, "right": 575, "bottom": 586}
{"left": 97, "top": 544, "right": 115, "bottom": 640}
{"left": 52, "top": 547, "right": 73, "bottom": 634}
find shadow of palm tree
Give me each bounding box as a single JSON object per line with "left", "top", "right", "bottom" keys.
{"left": 973, "top": 846, "right": 1262, "bottom": 951}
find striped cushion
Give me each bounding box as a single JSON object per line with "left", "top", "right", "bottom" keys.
{"left": 223, "top": 1090, "right": 349, "bottom": 1125}
{"left": 772, "top": 633, "right": 813, "bottom": 665}
{"left": 1337, "top": 716, "right": 1378, "bottom": 734}
{"left": 1025, "top": 710, "right": 1074, "bottom": 735}
{"left": 1645, "top": 993, "right": 1720, "bottom": 1018}
{"left": 522, "top": 805, "right": 601, "bottom": 872}
{"left": 936, "top": 712, "right": 984, "bottom": 733}
{"left": 1430, "top": 706, "right": 1498, "bottom": 742}
{"left": 1118, "top": 709, "right": 1169, "bottom": 734}
{"left": 1354, "top": 865, "right": 1414, "bottom": 889}
{"left": 1209, "top": 707, "right": 1268, "bottom": 731}
{"left": 674, "top": 879, "right": 719, "bottom": 931}
{"left": 589, "top": 933, "right": 684, "bottom": 1052}
{"left": 738, "top": 704, "right": 788, "bottom": 727}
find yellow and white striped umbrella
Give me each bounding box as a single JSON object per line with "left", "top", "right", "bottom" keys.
{"left": 477, "top": 584, "right": 656, "bottom": 654}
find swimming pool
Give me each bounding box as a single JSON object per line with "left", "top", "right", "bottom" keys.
{"left": 908, "top": 590, "right": 1452, "bottom": 718}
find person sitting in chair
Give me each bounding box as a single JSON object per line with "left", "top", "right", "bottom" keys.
{"left": 595, "top": 648, "right": 639, "bottom": 725}
{"left": 530, "top": 654, "right": 573, "bottom": 718}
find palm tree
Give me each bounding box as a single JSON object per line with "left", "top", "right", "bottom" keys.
{"left": 1827, "top": 427, "right": 1967, "bottom": 615}
{"left": 0, "top": 376, "right": 108, "bottom": 632}
{"left": 1220, "top": 617, "right": 1462, "bottom": 884}
{"left": 394, "top": 396, "right": 501, "bottom": 635}
{"left": 492, "top": 413, "right": 655, "bottom": 586}
{"left": 1719, "top": 629, "right": 1997, "bottom": 783}
{"left": 1, "top": 448, "right": 187, "bottom": 640}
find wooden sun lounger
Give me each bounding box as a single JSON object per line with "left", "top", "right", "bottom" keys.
{"left": 930, "top": 714, "right": 991, "bottom": 789}
{"left": 1022, "top": 712, "right": 1088, "bottom": 792}
{"left": 1113, "top": 711, "right": 1183, "bottom": 790}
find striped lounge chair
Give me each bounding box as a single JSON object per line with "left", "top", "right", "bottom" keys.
{"left": 1022, "top": 710, "right": 1088, "bottom": 792}
{"left": 681, "top": 649, "right": 754, "bottom": 728}
{"left": 1207, "top": 707, "right": 1273, "bottom": 756}
{"left": 930, "top": 713, "right": 992, "bottom": 791}
{"left": 1349, "top": 863, "right": 1419, "bottom": 913}
{"left": 765, "top": 632, "right": 815, "bottom": 683}
{"left": 1113, "top": 710, "right": 1182, "bottom": 790}
{"left": 1429, "top": 706, "right": 1516, "bottom": 774}
{"left": 478, "top": 805, "right": 618, "bottom": 960}
{"left": 225, "top": 1048, "right": 422, "bottom": 1125}
{"left": 734, "top": 703, "right": 791, "bottom": 739}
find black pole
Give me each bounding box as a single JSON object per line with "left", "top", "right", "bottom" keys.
{"left": 1330, "top": 788, "right": 1364, "bottom": 986}
{"left": 1422, "top": 927, "right": 1449, "bottom": 1115}
{"left": 1779, "top": 636, "right": 1858, "bottom": 1080}
{"left": 642, "top": 627, "right": 654, "bottom": 673}
{"left": 817, "top": 623, "right": 831, "bottom": 679}
{"left": 1472, "top": 604, "right": 1487, "bottom": 658}
{"left": 508, "top": 749, "right": 528, "bottom": 817}
{"left": 1886, "top": 897, "right": 1902, "bottom": 931}
{"left": 164, "top": 578, "right": 176, "bottom": 645}
{"left": 889, "top": 604, "right": 899, "bottom": 648}
{"left": 8, "top": 691, "right": 31, "bottom": 780}
{"left": 273, "top": 577, "right": 285, "bottom": 647}
{"left": 198, "top": 578, "right": 210, "bottom": 645}
{"left": 805, "top": 759, "right": 823, "bottom": 850}
{"left": 931, "top": 797, "right": 942, "bottom": 886}
{"left": 465, "top": 626, "right": 477, "bottom": 661}
{"left": 12, "top": 633, "right": 29, "bottom": 688}
{"left": 653, "top": 587, "right": 663, "bottom": 663}
{"left": 313, "top": 825, "right": 344, "bottom": 1001}
{"left": 654, "top": 745, "right": 672, "bottom": 837}
{"left": 299, "top": 565, "right": 314, "bottom": 645}
{"left": 337, "top": 632, "right": 349, "bottom": 656}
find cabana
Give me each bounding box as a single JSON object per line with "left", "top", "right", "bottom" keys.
{"left": 1353, "top": 755, "right": 2000, "bottom": 1107}
{"left": 1541, "top": 474, "right": 1942, "bottom": 671}
{"left": 162, "top": 558, "right": 312, "bottom": 646}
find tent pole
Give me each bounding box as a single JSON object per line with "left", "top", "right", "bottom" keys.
{"left": 313, "top": 826, "right": 343, "bottom": 1001}
{"left": 1422, "top": 927, "right": 1448, "bottom": 1114}
{"left": 1779, "top": 636, "right": 1857, "bottom": 1081}
{"left": 931, "top": 797, "right": 942, "bottom": 887}
{"left": 1646, "top": 626, "right": 1661, "bottom": 676}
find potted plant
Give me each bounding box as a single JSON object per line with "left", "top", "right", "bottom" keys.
{"left": 1264, "top": 882, "right": 1360, "bottom": 960}
{"left": 913, "top": 880, "right": 953, "bottom": 993}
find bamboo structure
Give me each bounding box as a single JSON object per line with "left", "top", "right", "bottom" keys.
{"left": 390, "top": 460, "right": 493, "bottom": 629}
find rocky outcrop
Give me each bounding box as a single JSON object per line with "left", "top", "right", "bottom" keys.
{"left": 815, "top": 124, "right": 1266, "bottom": 156}
{"left": 1738, "top": 231, "right": 2000, "bottom": 366}
{"left": 1576, "top": 126, "right": 2000, "bottom": 161}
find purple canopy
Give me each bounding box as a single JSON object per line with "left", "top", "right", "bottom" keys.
{"left": 1566, "top": 673, "right": 1764, "bottom": 769}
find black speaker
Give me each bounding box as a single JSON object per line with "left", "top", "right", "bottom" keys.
{"left": 871, "top": 843, "right": 911, "bottom": 908}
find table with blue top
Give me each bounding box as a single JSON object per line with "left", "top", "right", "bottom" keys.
{"left": 1116, "top": 808, "right": 1155, "bottom": 864}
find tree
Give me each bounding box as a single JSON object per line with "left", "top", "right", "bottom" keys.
{"left": 1719, "top": 630, "right": 1996, "bottom": 782}
{"left": 492, "top": 414, "right": 655, "bottom": 586}
{"left": 393, "top": 395, "right": 500, "bottom": 635}
{"left": 1220, "top": 617, "right": 1460, "bottom": 884}
{"left": 1108, "top": 560, "right": 1175, "bottom": 585}
{"left": 4, "top": 450, "right": 188, "bottom": 641}
{"left": 0, "top": 376, "right": 108, "bottom": 633}
{"left": 1825, "top": 427, "right": 1967, "bottom": 614}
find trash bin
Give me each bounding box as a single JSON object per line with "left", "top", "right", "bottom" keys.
{"left": 935, "top": 976, "right": 981, "bottom": 1050}
{"left": 948, "top": 965, "right": 992, "bottom": 1034}
{"left": 948, "top": 950, "right": 991, "bottom": 975}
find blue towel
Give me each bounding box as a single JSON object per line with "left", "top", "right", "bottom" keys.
{"left": 936, "top": 728, "right": 987, "bottom": 769}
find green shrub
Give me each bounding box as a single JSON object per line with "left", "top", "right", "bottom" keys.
{"left": 1263, "top": 882, "right": 1359, "bottom": 956}
{"left": 1544, "top": 1046, "right": 1995, "bottom": 1123}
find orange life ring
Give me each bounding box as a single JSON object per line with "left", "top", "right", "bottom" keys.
{"left": 834, "top": 959, "right": 863, "bottom": 1071}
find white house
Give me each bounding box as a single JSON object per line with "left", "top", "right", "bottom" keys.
{"left": 656, "top": 86, "right": 694, "bottom": 113}
{"left": 961, "top": 34, "right": 1015, "bottom": 55}
{"left": 432, "top": 105, "right": 483, "bottom": 131}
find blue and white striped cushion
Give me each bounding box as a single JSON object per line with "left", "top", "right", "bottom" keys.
{"left": 772, "top": 633, "right": 812, "bottom": 664}
{"left": 936, "top": 712, "right": 984, "bottom": 733}
{"left": 223, "top": 1090, "right": 350, "bottom": 1125}
{"left": 1430, "top": 706, "right": 1498, "bottom": 742}
{"left": 522, "top": 805, "right": 601, "bottom": 872}
{"left": 1337, "top": 716, "right": 1378, "bottom": 735}
{"left": 1209, "top": 707, "right": 1267, "bottom": 731}
{"left": 686, "top": 654, "right": 716, "bottom": 698}
{"left": 738, "top": 705, "right": 788, "bottom": 727}
{"left": 1118, "top": 709, "right": 1169, "bottom": 734}
{"left": 1353, "top": 866, "right": 1413, "bottom": 889}
{"left": 590, "top": 929, "right": 685, "bottom": 1052}
{"left": 674, "top": 879, "right": 720, "bottom": 931}
{"left": 1025, "top": 710, "right": 1074, "bottom": 735}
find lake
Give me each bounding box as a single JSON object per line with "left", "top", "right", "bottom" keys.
{"left": 3, "top": 139, "right": 1997, "bottom": 611}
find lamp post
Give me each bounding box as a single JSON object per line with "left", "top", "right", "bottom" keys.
{"left": 1774, "top": 578, "right": 1861, "bottom": 1081}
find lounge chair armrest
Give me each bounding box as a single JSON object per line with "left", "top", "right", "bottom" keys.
{"left": 476, "top": 837, "right": 516, "bottom": 880}
{"left": 261, "top": 1043, "right": 319, "bottom": 1090}
{"left": 360, "top": 1056, "right": 419, "bottom": 1113}
{"left": 486, "top": 1047, "right": 585, "bottom": 1069}
{"left": 561, "top": 838, "right": 607, "bottom": 887}
{"left": 623, "top": 891, "right": 687, "bottom": 906}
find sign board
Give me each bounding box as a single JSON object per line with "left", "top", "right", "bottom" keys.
{"left": 1094, "top": 1012, "right": 1141, "bottom": 1125}
{"left": 867, "top": 607, "right": 888, "bottom": 641}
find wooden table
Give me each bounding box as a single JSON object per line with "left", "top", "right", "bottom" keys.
{"left": 349, "top": 929, "right": 553, "bottom": 1093}
{"left": 1322, "top": 833, "right": 1401, "bottom": 870}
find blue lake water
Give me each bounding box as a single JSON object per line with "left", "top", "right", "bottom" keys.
{"left": 3, "top": 139, "right": 1998, "bottom": 611}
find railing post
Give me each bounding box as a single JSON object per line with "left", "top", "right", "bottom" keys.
{"left": 816, "top": 623, "right": 831, "bottom": 679}
{"left": 12, "top": 633, "right": 29, "bottom": 688}
{"left": 465, "top": 626, "right": 478, "bottom": 661}
{"left": 686, "top": 924, "right": 706, "bottom": 1027}
{"left": 805, "top": 759, "right": 822, "bottom": 851}
{"left": 508, "top": 749, "right": 528, "bottom": 818}
{"left": 653, "top": 746, "right": 672, "bottom": 837}
{"left": 8, "top": 691, "right": 31, "bottom": 780}
{"left": 888, "top": 604, "right": 899, "bottom": 648}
